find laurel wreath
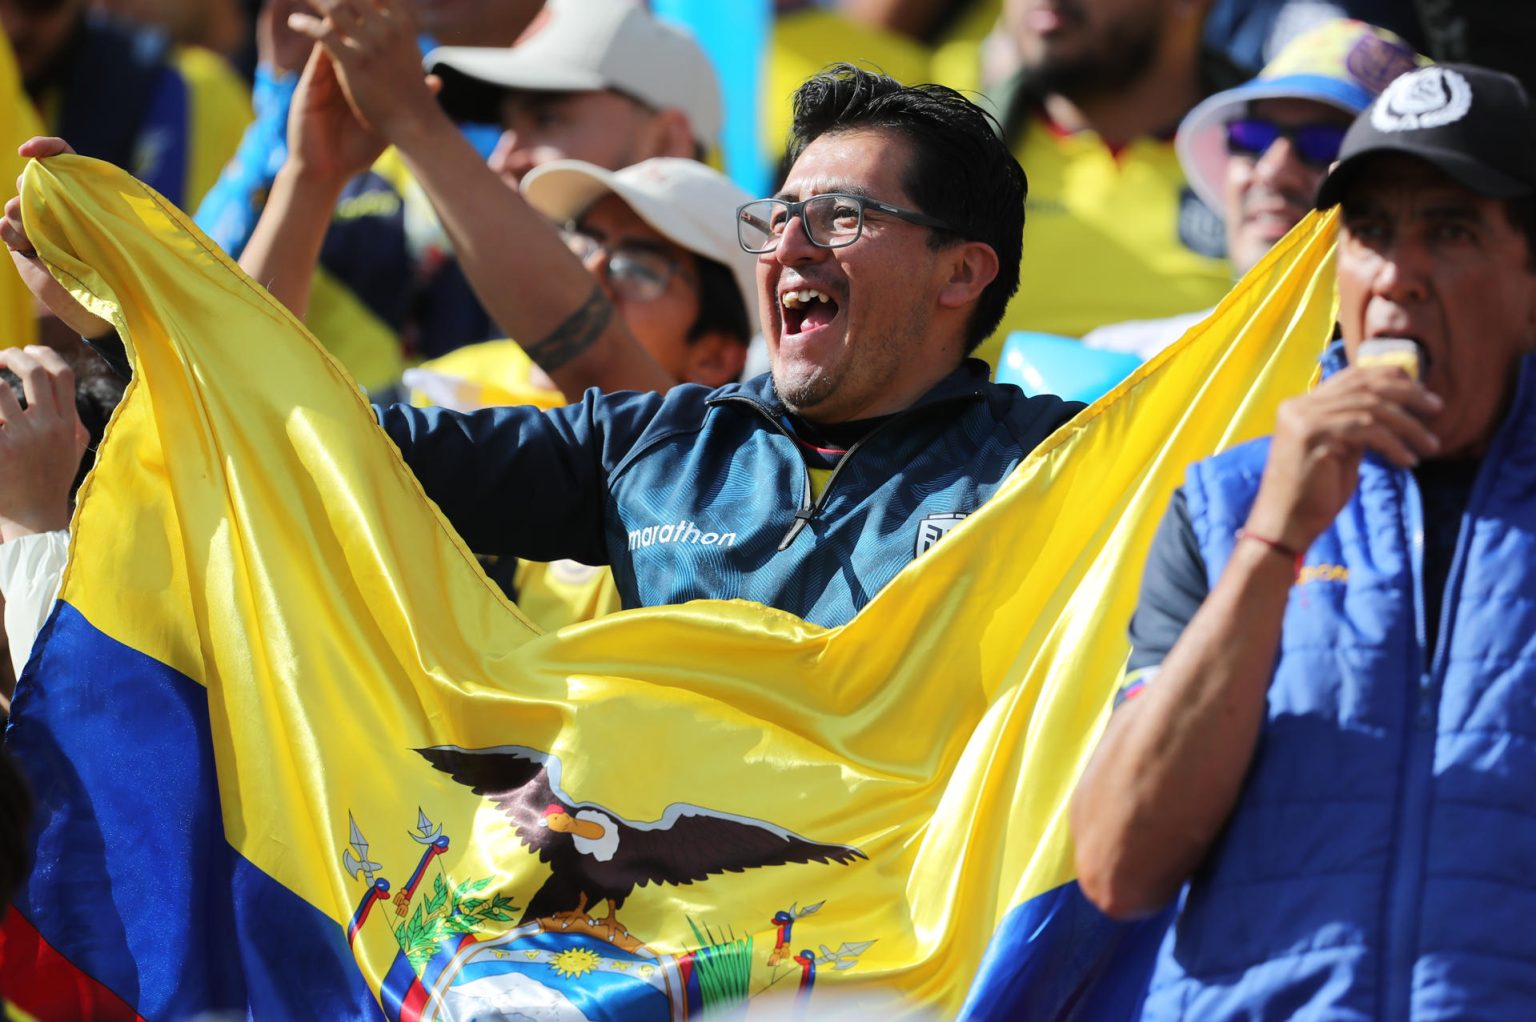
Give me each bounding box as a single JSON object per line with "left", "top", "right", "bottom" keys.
{"left": 396, "top": 874, "right": 521, "bottom": 971}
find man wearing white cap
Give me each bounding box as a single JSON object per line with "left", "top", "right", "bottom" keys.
{"left": 398, "top": 156, "right": 757, "bottom": 631}
{"left": 1084, "top": 18, "right": 1422, "bottom": 358}
{"left": 426, "top": 0, "right": 723, "bottom": 186}
{"left": 237, "top": 0, "right": 720, "bottom": 400}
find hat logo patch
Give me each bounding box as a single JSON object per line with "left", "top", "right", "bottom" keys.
{"left": 1372, "top": 67, "right": 1472, "bottom": 132}
{"left": 1344, "top": 35, "right": 1417, "bottom": 95}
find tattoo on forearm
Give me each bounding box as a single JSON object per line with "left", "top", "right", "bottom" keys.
{"left": 524, "top": 283, "right": 614, "bottom": 371}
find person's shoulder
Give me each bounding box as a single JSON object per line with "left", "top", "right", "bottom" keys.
{"left": 582, "top": 379, "right": 731, "bottom": 434}
{"left": 1197, "top": 435, "right": 1272, "bottom": 480}
{"left": 975, "top": 361, "right": 1086, "bottom": 433}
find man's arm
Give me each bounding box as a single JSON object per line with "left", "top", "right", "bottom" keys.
{"left": 373, "top": 386, "right": 669, "bottom": 566}
{"left": 193, "top": 1, "right": 312, "bottom": 257}
{"left": 287, "top": 0, "right": 676, "bottom": 399}
{"left": 1071, "top": 366, "right": 1444, "bottom": 919}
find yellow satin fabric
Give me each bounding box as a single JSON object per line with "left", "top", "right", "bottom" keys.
{"left": 25, "top": 153, "right": 1336, "bottom": 1016}
{"left": 1, "top": 34, "right": 40, "bottom": 350}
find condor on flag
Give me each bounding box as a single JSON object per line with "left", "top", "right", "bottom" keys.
{"left": 0, "top": 154, "right": 1336, "bottom": 1020}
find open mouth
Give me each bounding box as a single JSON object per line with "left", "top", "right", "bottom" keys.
{"left": 781, "top": 288, "right": 840, "bottom": 336}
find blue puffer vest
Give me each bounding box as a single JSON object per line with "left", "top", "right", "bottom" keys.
{"left": 1141, "top": 350, "right": 1536, "bottom": 1021}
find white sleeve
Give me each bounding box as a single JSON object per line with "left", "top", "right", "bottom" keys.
{"left": 0, "top": 529, "right": 70, "bottom": 678}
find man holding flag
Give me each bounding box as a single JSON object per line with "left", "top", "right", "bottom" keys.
{"left": 7, "top": 49, "right": 1079, "bottom": 628}
{"left": 0, "top": 45, "right": 1349, "bottom": 1019}
{"left": 1075, "top": 64, "right": 1536, "bottom": 1018}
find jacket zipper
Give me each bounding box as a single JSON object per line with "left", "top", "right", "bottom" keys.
{"left": 706, "top": 393, "right": 983, "bottom": 550}
{"left": 1378, "top": 415, "right": 1518, "bottom": 1019}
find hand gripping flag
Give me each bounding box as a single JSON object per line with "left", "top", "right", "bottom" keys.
{"left": 0, "top": 155, "right": 1337, "bottom": 1020}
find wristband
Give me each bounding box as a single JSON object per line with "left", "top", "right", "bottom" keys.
{"left": 1235, "top": 528, "right": 1303, "bottom": 578}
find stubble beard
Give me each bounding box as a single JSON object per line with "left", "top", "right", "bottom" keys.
{"left": 773, "top": 360, "right": 838, "bottom": 417}
{"left": 1022, "top": 11, "right": 1161, "bottom": 104}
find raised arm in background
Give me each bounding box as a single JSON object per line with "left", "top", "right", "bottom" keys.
{"left": 278, "top": 0, "right": 674, "bottom": 399}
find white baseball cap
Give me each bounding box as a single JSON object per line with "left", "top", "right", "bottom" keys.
{"left": 425, "top": 0, "right": 723, "bottom": 150}
{"left": 521, "top": 157, "right": 761, "bottom": 337}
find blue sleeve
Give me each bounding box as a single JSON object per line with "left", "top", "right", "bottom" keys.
{"left": 373, "top": 389, "right": 666, "bottom": 566}
{"left": 192, "top": 66, "right": 297, "bottom": 257}
{"left": 133, "top": 66, "right": 191, "bottom": 209}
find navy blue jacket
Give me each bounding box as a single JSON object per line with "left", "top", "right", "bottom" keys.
{"left": 377, "top": 360, "right": 1081, "bottom": 627}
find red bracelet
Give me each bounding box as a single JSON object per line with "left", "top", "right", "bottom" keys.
{"left": 1235, "top": 528, "right": 1304, "bottom": 577}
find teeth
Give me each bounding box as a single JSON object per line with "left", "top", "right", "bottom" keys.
{"left": 781, "top": 288, "right": 831, "bottom": 309}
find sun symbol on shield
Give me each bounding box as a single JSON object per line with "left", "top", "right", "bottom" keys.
{"left": 548, "top": 947, "right": 603, "bottom": 979}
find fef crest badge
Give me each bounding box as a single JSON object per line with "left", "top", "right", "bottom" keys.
{"left": 915, "top": 512, "right": 968, "bottom": 556}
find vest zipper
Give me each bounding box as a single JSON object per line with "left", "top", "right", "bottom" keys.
{"left": 1379, "top": 426, "right": 1513, "bottom": 1019}
{"left": 1378, "top": 468, "right": 1432, "bottom": 1022}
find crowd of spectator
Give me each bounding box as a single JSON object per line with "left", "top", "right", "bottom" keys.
{"left": 5, "top": 0, "right": 1536, "bottom": 1015}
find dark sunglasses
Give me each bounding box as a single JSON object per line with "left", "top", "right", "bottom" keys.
{"left": 1224, "top": 118, "right": 1348, "bottom": 168}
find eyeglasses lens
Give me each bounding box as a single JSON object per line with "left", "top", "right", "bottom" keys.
{"left": 735, "top": 196, "right": 866, "bottom": 252}
{"left": 605, "top": 251, "right": 670, "bottom": 302}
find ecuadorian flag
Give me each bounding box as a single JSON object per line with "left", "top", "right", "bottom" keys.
{"left": 0, "top": 155, "right": 1336, "bottom": 1020}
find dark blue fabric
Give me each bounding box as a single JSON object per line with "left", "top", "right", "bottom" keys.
{"left": 960, "top": 881, "right": 1170, "bottom": 1021}
{"left": 1143, "top": 353, "right": 1536, "bottom": 1019}
{"left": 133, "top": 64, "right": 190, "bottom": 209}
{"left": 6, "top": 602, "right": 382, "bottom": 1021}
{"left": 375, "top": 360, "right": 1082, "bottom": 627}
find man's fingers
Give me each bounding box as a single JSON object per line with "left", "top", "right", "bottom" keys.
{"left": 1349, "top": 422, "right": 1424, "bottom": 469}
{"left": 1, "top": 196, "right": 33, "bottom": 257}
{"left": 307, "top": 0, "right": 364, "bottom": 35}
{"left": 22, "top": 345, "right": 74, "bottom": 415}
{"left": 0, "top": 347, "right": 63, "bottom": 420}
{"left": 0, "top": 373, "right": 22, "bottom": 425}
{"left": 16, "top": 136, "right": 75, "bottom": 159}
{"left": 287, "top": 10, "right": 328, "bottom": 41}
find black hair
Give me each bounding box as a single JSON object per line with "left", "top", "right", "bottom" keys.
{"left": 687, "top": 255, "right": 751, "bottom": 348}
{"left": 784, "top": 63, "right": 1027, "bottom": 352}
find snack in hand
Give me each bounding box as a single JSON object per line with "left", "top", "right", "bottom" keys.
{"left": 1356, "top": 338, "right": 1422, "bottom": 380}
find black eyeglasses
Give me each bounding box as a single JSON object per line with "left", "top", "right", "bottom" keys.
{"left": 562, "top": 230, "right": 689, "bottom": 303}
{"left": 736, "top": 193, "right": 958, "bottom": 253}
{"left": 1224, "top": 117, "right": 1348, "bottom": 168}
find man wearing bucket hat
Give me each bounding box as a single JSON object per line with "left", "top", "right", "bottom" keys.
{"left": 1074, "top": 63, "right": 1536, "bottom": 1018}
{"left": 1084, "top": 17, "right": 1423, "bottom": 357}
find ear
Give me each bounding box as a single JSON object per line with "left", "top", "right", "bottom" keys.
{"left": 936, "top": 241, "right": 1000, "bottom": 312}
{"left": 681, "top": 331, "right": 749, "bottom": 388}
{"left": 642, "top": 108, "right": 699, "bottom": 161}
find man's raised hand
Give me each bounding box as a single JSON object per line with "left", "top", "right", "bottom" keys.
{"left": 2, "top": 139, "right": 114, "bottom": 340}
{"left": 0, "top": 346, "right": 88, "bottom": 543}
{"left": 287, "top": 0, "right": 445, "bottom": 144}
{"left": 1245, "top": 365, "right": 1442, "bottom": 553}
